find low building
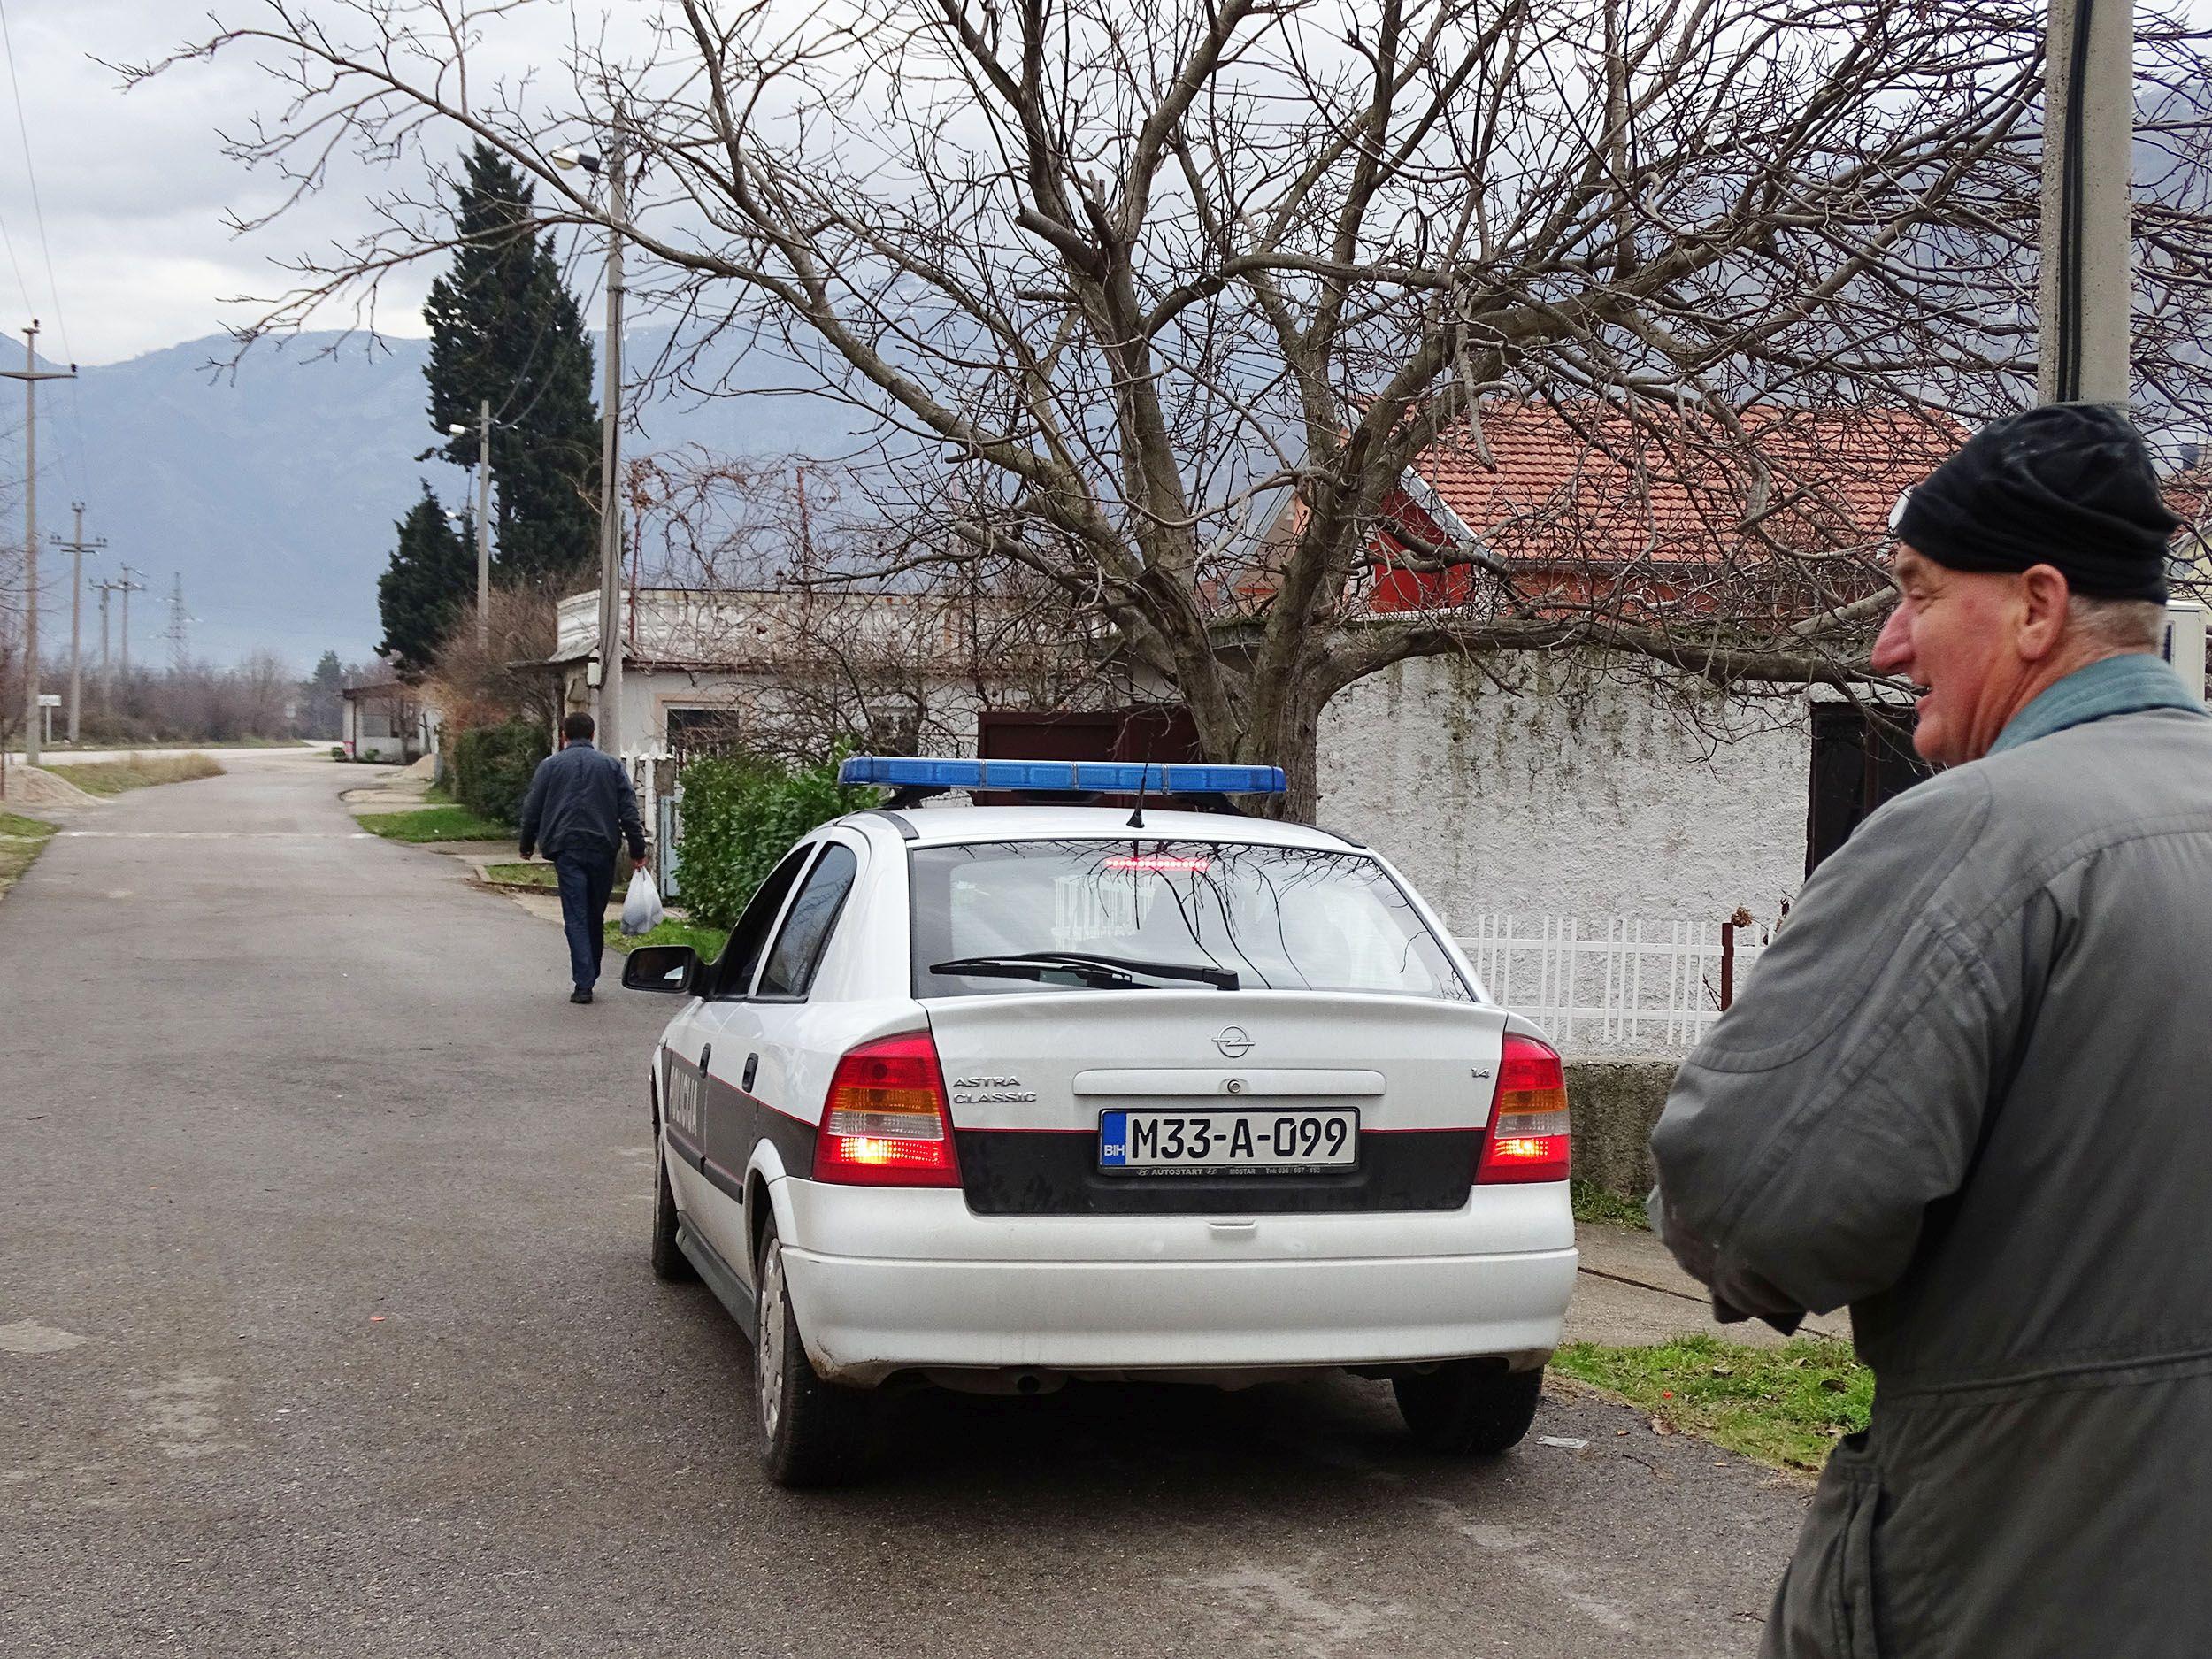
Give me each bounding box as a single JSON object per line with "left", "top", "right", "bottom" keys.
{"left": 532, "top": 586, "right": 1065, "bottom": 766}
{"left": 340, "top": 680, "right": 438, "bottom": 764}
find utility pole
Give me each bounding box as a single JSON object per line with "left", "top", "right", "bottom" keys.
{"left": 163, "top": 572, "right": 190, "bottom": 672}
{"left": 116, "top": 562, "right": 145, "bottom": 689}
{"left": 51, "top": 503, "right": 105, "bottom": 745}
{"left": 595, "top": 120, "right": 628, "bottom": 758}
{"left": 2039, "top": 0, "right": 2135, "bottom": 406}
{"left": 1, "top": 321, "right": 76, "bottom": 767}
{"left": 476, "top": 397, "right": 493, "bottom": 647}
{"left": 552, "top": 127, "right": 628, "bottom": 754}
{"left": 91, "top": 577, "right": 120, "bottom": 708}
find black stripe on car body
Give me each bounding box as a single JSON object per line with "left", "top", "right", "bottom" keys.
{"left": 953, "top": 1127, "right": 1479, "bottom": 1215}
{"left": 663, "top": 1049, "right": 818, "bottom": 1182}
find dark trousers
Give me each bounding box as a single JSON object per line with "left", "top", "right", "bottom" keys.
{"left": 553, "top": 848, "right": 617, "bottom": 990}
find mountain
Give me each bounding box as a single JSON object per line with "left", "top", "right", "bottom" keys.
{"left": 0, "top": 329, "right": 873, "bottom": 669}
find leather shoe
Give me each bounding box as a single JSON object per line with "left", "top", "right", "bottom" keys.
{"left": 570, "top": 988, "right": 594, "bottom": 1005}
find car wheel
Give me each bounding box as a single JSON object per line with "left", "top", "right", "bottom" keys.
{"left": 1393, "top": 1363, "right": 1543, "bottom": 1455}
{"left": 649, "top": 1140, "right": 696, "bottom": 1283}
{"left": 754, "top": 1217, "right": 879, "bottom": 1487}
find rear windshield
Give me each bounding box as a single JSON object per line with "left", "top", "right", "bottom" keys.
{"left": 910, "top": 838, "right": 1471, "bottom": 1001}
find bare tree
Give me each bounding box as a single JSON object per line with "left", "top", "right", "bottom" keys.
{"left": 627, "top": 448, "right": 1112, "bottom": 760}
{"left": 129, "top": 0, "right": 2212, "bottom": 810}
{"left": 426, "top": 580, "right": 563, "bottom": 733}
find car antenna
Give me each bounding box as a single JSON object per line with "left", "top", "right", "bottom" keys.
{"left": 1126, "top": 746, "right": 1152, "bottom": 831}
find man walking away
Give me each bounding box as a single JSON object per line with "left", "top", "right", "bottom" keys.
{"left": 518, "top": 711, "right": 648, "bottom": 1004}
{"left": 1647, "top": 403, "right": 2212, "bottom": 1657}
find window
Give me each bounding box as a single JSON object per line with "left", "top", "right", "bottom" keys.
{"left": 712, "top": 846, "right": 815, "bottom": 999}
{"left": 1807, "top": 703, "right": 1930, "bottom": 874}
{"left": 909, "top": 840, "right": 1471, "bottom": 1002}
{"left": 756, "top": 844, "right": 860, "bottom": 999}
{"left": 666, "top": 705, "right": 744, "bottom": 761}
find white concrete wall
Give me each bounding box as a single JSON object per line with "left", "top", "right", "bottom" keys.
{"left": 1317, "top": 654, "right": 1811, "bottom": 933}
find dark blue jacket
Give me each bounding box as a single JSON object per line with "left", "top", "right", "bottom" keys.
{"left": 518, "top": 741, "right": 646, "bottom": 861}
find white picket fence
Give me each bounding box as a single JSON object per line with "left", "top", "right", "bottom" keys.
{"left": 1457, "top": 914, "right": 1768, "bottom": 1053}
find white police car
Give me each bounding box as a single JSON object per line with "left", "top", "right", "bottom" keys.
{"left": 624, "top": 757, "right": 1577, "bottom": 1485}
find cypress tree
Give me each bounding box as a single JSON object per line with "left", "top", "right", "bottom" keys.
{"left": 377, "top": 484, "right": 474, "bottom": 680}
{"left": 425, "top": 142, "right": 601, "bottom": 589}
{"left": 300, "top": 650, "right": 346, "bottom": 736}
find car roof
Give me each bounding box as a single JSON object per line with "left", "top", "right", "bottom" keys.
{"left": 833, "top": 803, "right": 1365, "bottom": 852}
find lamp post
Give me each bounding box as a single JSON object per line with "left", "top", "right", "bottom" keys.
{"left": 447, "top": 398, "right": 494, "bottom": 646}
{"left": 553, "top": 125, "right": 626, "bottom": 757}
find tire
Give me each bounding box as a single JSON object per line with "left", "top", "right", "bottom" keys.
{"left": 650, "top": 1140, "right": 696, "bottom": 1283}
{"left": 1393, "top": 1362, "right": 1543, "bottom": 1455}
{"left": 754, "top": 1218, "right": 879, "bottom": 1487}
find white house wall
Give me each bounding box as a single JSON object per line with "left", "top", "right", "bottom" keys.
{"left": 1317, "top": 655, "right": 1811, "bottom": 933}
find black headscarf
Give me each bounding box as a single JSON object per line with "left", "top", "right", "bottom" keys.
{"left": 1894, "top": 403, "right": 2178, "bottom": 603}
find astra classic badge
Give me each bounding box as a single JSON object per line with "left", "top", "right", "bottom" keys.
{"left": 951, "top": 1075, "right": 1038, "bottom": 1105}
{"left": 1213, "top": 1025, "right": 1256, "bottom": 1059}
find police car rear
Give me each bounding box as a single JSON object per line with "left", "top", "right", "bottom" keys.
{"left": 629, "top": 758, "right": 1577, "bottom": 1486}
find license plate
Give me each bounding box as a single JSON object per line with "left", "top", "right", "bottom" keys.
{"left": 1096, "top": 1108, "right": 1360, "bottom": 1174}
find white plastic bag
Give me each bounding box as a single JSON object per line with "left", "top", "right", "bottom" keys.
{"left": 620, "top": 864, "right": 665, "bottom": 936}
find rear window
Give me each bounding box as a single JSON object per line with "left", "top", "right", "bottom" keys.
{"left": 910, "top": 839, "right": 1471, "bottom": 1001}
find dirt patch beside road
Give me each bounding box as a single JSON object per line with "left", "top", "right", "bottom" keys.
{"left": 0, "top": 765, "right": 103, "bottom": 809}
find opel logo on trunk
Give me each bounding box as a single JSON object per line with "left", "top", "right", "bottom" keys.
{"left": 1213, "top": 1025, "right": 1255, "bottom": 1059}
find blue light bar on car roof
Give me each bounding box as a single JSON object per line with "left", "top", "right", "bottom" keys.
{"left": 837, "top": 756, "right": 1288, "bottom": 795}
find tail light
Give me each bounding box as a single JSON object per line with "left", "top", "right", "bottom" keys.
{"left": 815, "top": 1031, "right": 961, "bottom": 1187}
{"left": 1476, "top": 1033, "right": 1571, "bottom": 1184}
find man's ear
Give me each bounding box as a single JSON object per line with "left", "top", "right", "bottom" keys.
{"left": 2016, "top": 565, "right": 2073, "bottom": 662}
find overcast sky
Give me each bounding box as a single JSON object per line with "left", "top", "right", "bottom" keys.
{"left": 11, "top": 0, "right": 2212, "bottom": 369}
{"left": 0, "top": 0, "right": 634, "bottom": 366}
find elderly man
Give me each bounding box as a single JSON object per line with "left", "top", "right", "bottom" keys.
{"left": 1647, "top": 403, "right": 2212, "bottom": 1657}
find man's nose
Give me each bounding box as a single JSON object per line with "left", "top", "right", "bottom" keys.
{"left": 1870, "top": 603, "right": 1913, "bottom": 675}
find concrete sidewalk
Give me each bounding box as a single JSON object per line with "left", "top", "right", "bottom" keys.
{"left": 1568, "top": 1219, "right": 1849, "bottom": 1348}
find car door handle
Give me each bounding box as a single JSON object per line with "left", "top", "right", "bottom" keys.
{"left": 741, "top": 1053, "right": 759, "bottom": 1092}
{"left": 698, "top": 1044, "right": 712, "bottom": 1079}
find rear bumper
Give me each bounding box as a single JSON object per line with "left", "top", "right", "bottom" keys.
{"left": 773, "top": 1180, "right": 1577, "bottom": 1386}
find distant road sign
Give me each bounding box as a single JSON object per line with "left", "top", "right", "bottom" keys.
{"left": 36, "top": 693, "right": 59, "bottom": 707}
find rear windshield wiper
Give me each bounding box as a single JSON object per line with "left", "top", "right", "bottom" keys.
{"left": 930, "top": 950, "right": 1238, "bottom": 991}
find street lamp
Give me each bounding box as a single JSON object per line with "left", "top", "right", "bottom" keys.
{"left": 448, "top": 406, "right": 494, "bottom": 645}
{"left": 553, "top": 127, "right": 627, "bottom": 756}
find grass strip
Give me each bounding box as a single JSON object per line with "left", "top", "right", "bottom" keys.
{"left": 1552, "top": 1333, "right": 1870, "bottom": 1472}
{"left": 44, "top": 753, "right": 224, "bottom": 795}
{"left": 0, "top": 808, "right": 56, "bottom": 898}
{"left": 1571, "top": 1179, "right": 1651, "bottom": 1230}
{"left": 356, "top": 804, "right": 514, "bottom": 843}
{"left": 605, "top": 918, "right": 728, "bottom": 958}
{"left": 480, "top": 860, "right": 558, "bottom": 890}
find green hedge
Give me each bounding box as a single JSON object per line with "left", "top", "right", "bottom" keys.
{"left": 448, "top": 719, "right": 550, "bottom": 825}
{"left": 676, "top": 756, "right": 872, "bottom": 929}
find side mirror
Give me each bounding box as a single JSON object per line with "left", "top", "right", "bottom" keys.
{"left": 623, "top": 943, "right": 700, "bottom": 994}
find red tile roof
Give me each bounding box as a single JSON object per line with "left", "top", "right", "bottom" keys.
{"left": 1406, "top": 400, "right": 1962, "bottom": 569}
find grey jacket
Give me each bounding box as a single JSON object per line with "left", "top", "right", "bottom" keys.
{"left": 1648, "top": 682, "right": 2212, "bottom": 1657}
{"left": 518, "top": 741, "right": 646, "bottom": 862}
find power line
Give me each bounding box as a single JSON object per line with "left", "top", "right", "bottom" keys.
{"left": 0, "top": 0, "right": 82, "bottom": 497}
{"left": 0, "top": 198, "right": 33, "bottom": 317}
{"left": 0, "top": 0, "right": 69, "bottom": 360}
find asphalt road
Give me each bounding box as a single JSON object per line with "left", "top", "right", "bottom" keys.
{"left": 1, "top": 752, "right": 1808, "bottom": 1658}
